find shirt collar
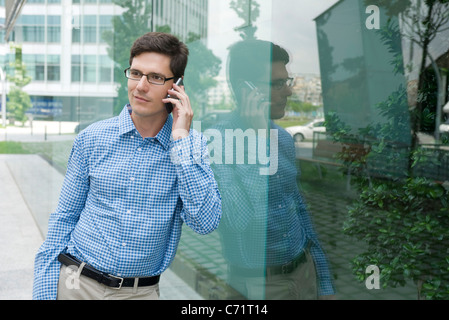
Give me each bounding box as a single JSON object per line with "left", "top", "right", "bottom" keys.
{"left": 118, "top": 104, "right": 173, "bottom": 151}
{"left": 154, "top": 114, "right": 173, "bottom": 151}
{"left": 118, "top": 104, "right": 135, "bottom": 136}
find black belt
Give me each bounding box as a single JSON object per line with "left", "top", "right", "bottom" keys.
{"left": 229, "top": 248, "right": 309, "bottom": 277}
{"left": 266, "top": 250, "right": 307, "bottom": 276}
{"left": 58, "top": 253, "right": 160, "bottom": 289}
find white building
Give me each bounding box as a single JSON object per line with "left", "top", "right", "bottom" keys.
{"left": 0, "top": 0, "right": 208, "bottom": 122}
{"left": 291, "top": 73, "right": 323, "bottom": 106}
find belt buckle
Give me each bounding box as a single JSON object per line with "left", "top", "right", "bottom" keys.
{"left": 109, "top": 274, "right": 124, "bottom": 289}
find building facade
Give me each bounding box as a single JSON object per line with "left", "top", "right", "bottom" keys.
{"left": 0, "top": 0, "right": 208, "bottom": 122}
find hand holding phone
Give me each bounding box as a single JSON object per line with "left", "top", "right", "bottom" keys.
{"left": 165, "top": 77, "right": 184, "bottom": 113}
{"left": 242, "top": 81, "right": 268, "bottom": 103}
{"left": 240, "top": 80, "right": 270, "bottom": 129}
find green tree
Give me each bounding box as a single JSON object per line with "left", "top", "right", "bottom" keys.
{"left": 327, "top": 19, "right": 449, "bottom": 300}
{"left": 230, "top": 0, "right": 260, "bottom": 39}
{"left": 7, "top": 43, "right": 32, "bottom": 124}
{"left": 366, "top": 0, "right": 449, "bottom": 142}
{"left": 102, "top": 0, "right": 171, "bottom": 115}
{"left": 184, "top": 32, "right": 222, "bottom": 116}
{"left": 287, "top": 100, "right": 321, "bottom": 114}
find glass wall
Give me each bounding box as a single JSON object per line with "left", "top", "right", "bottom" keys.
{"left": 2, "top": 0, "right": 449, "bottom": 300}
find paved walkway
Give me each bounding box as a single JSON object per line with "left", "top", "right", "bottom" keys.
{"left": 0, "top": 154, "right": 202, "bottom": 300}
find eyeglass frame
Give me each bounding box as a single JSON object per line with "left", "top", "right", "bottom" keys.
{"left": 124, "top": 67, "right": 175, "bottom": 85}
{"left": 254, "top": 77, "right": 294, "bottom": 90}
{"left": 270, "top": 77, "right": 294, "bottom": 90}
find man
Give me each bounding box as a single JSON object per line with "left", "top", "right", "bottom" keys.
{"left": 32, "top": 32, "right": 222, "bottom": 300}
{"left": 212, "top": 39, "right": 335, "bottom": 299}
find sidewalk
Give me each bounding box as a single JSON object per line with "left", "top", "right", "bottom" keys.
{"left": 0, "top": 154, "right": 202, "bottom": 300}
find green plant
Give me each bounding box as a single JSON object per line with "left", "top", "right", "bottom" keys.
{"left": 7, "top": 43, "right": 32, "bottom": 124}
{"left": 326, "top": 18, "right": 449, "bottom": 299}
{"left": 343, "top": 176, "right": 449, "bottom": 299}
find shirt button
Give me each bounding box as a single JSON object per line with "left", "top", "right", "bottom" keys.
{"left": 130, "top": 135, "right": 134, "bottom": 139}
{"left": 137, "top": 148, "right": 142, "bottom": 151}
{"left": 122, "top": 243, "right": 126, "bottom": 247}
{"left": 126, "top": 210, "right": 131, "bottom": 214}
{"left": 130, "top": 177, "right": 135, "bottom": 181}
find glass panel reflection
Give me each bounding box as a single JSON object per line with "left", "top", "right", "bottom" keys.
{"left": 2, "top": 0, "right": 448, "bottom": 300}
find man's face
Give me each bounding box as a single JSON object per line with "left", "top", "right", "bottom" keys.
{"left": 127, "top": 51, "right": 174, "bottom": 118}
{"left": 270, "top": 61, "right": 292, "bottom": 120}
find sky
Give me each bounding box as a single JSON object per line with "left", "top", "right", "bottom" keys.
{"left": 207, "top": 0, "right": 339, "bottom": 76}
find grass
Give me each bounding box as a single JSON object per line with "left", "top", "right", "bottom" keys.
{"left": 297, "top": 159, "right": 353, "bottom": 200}
{"left": 274, "top": 116, "right": 310, "bottom": 129}
{"left": 24, "top": 141, "right": 73, "bottom": 171}
{"left": 0, "top": 140, "right": 73, "bottom": 172}
{"left": 0, "top": 141, "right": 33, "bottom": 154}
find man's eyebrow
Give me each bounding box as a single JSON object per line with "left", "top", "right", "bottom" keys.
{"left": 130, "top": 68, "right": 165, "bottom": 77}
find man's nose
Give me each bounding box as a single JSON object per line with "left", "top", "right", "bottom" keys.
{"left": 283, "top": 85, "right": 293, "bottom": 97}
{"left": 136, "top": 76, "right": 150, "bottom": 91}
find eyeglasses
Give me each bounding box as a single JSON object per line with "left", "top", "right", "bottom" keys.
{"left": 271, "top": 77, "right": 294, "bottom": 90}
{"left": 256, "top": 78, "right": 295, "bottom": 90}
{"left": 124, "top": 67, "right": 175, "bottom": 85}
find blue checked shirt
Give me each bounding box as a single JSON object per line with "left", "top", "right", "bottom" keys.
{"left": 32, "top": 105, "right": 222, "bottom": 300}
{"left": 211, "top": 112, "right": 335, "bottom": 296}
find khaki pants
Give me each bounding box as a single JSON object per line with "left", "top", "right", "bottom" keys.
{"left": 57, "top": 265, "right": 160, "bottom": 300}
{"left": 229, "top": 250, "right": 318, "bottom": 300}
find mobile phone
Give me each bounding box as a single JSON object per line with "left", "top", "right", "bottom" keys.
{"left": 242, "top": 80, "right": 268, "bottom": 103}
{"left": 243, "top": 80, "right": 258, "bottom": 92}
{"left": 165, "top": 77, "right": 184, "bottom": 114}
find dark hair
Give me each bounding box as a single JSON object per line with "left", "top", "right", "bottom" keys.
{"left": 227, "top": 39, "right": 290, "bottom": 103}
{"left": 129, "top": 32, "right": 189, "bottom": 78}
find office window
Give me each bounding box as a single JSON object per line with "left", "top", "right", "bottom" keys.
{"left": 15, "top": 15, "right": 45, "bottom": 42}
{"left": 71, "top": 55, "right": 81, "bottom": 82}
{"left": 83, "top": 55, "right": 96, "bottom": 82}
{"left": 83, "top": 15, "right": 97, "bottom": 43}
{"left": 23, "top": 54, "right": 45, "bottom": 81}
{"left": 47, "top": 55, "right": 60, "bottom": 81}
{"left": 99, "top": 55, "right": 112, "bottom": 83}
{"left": 72, "top": 15, "right": 97, "bottom": 44}
{"left": 47, "top": 16, "right": 61, "bottom": 43}
{"left": 72, "top": 15, "right": 81, "bottom": 43}
{"left": 99, "top": 15, "right": 113, "bottom": 43}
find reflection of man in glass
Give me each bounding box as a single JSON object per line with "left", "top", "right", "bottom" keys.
{"left": 212, "top": 39, "right": 335, "bottom": 299}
